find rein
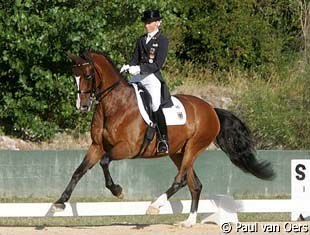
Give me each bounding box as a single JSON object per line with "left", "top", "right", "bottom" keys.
{"left": 95, "top": 80, "right": 120, "bottom": 102}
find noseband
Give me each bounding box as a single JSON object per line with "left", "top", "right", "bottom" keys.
{"left": 74, "top": 58, "right": 120, "bottom": 103}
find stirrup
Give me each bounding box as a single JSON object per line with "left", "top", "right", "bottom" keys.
{"left": 157, "top": 140, "right": 169, "bottom": 153}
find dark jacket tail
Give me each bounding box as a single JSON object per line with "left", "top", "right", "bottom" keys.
{"left": 214, "top": 108, "right": 275, "bottom": 180}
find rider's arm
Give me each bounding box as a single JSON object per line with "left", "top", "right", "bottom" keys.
{"left": 129, "top": 39, "right": 140, "bottom": 66}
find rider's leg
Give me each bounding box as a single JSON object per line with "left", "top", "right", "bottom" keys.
{"left": 153, "top": 108, "right": 168, "bottom": 153}
{"left": 140, "top": 74, "right": 161, "bottom": 112}
{"left": 140, "top": 74, "right": 168, "bottom": 153}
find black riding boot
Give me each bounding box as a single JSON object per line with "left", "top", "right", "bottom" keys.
{"left": 154, "top": 108, "right": 169, "bottom": 153}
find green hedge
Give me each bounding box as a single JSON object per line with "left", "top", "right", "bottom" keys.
{"left": 0, "top": 0, "right": 304, "bottom": 145}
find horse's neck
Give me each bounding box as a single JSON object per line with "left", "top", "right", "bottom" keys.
{"left": 94, "top": 60, "right": 120, "bottom": 89}
{"left": 91, "top": 54, "right": 136, "bottom": 118}
{"left": 93, "top": 62, "right": 133, "bottom": 115}
{"left": 100, "top": 81, "right": 135, "bottom": 120}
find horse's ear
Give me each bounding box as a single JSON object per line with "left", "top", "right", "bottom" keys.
{"left": 65, "top": 51, "right": 80, "bottom": 64}
{"left": 82, "top": 50, "right": 92, "bottom": 61}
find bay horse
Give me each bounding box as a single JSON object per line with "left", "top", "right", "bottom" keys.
{"left": 53, "top": 50, "right": 275, "bottom": 227}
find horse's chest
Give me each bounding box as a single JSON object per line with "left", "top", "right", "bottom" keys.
{"left": 103, "top": 126, "right": 119, "bottom": 143}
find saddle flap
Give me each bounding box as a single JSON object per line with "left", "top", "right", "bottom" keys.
{"left": 131, "top": 83, "right": 186, "bottom": 126}
{"left": 136, "top": 83, "right": 153, "bottom": 120}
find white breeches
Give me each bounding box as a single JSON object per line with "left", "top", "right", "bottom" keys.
{"left": 131, "top": 73, "right": 161, "bottom": 112}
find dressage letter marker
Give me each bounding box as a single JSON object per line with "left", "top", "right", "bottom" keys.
{"left": 291, "top": 159, "right": 310, "bottom": 221}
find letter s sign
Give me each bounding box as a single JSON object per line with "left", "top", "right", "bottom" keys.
{"left": 295, "top": 164, "right": 306, "bottom": 180}
{"left": 291, "top": 159, "right": 310, "bottom": 221}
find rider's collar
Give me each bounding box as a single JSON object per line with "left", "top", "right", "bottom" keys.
{"left": 147, "top": 29, "right": 159, "bottom": 40}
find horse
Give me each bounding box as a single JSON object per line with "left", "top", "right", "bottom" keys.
{"left": 53, "top": 50, "right": 275, "bottom": 227}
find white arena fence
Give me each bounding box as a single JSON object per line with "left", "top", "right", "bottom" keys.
{"left": 0, "top": 159, "right": 309, "bottom": 225}
{"left": 0, "top": 195, "right": 309, "bottom": 225}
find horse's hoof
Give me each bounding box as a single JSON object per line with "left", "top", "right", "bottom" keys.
{"left": 52, "top": 203, "right": 66, "bottom": 212}
{"left": 177, "top": 221, "right": 193, "bottom": 228}
{"left": 112, "top": 184, "right": 124, "bottom": 199}
{"left": 146, "top": 205, "right": 160, "bottom": 215}
{"left": 117, "top": 192, "right": 124, "bottom": 199}
{"left": 179, "top": 220, "right": 195, "bottom": 228}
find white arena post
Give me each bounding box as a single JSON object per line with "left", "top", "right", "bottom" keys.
{"left": 291, "top": 159, "right": 310, "bottom": 221}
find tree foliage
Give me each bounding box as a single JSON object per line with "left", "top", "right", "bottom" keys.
{"left": 0, "top": 0, "right": 303, "bottom": 142}
{"left": 175, "top": 0, "right": 300, "bottom": 70}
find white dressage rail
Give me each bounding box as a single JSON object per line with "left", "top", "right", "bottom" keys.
{"left": 0, "top": 195, "right": 308, "bottom": 224}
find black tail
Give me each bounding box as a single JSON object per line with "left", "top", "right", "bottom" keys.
{"left": 214, "top": 108, "right": 275, "bottom": 180}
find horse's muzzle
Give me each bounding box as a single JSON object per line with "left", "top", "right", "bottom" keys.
{"left": 80, "top": 105, "right": 91, "bottom": 112}
{"left": 76, "top": 94, "right": 93, "bottom": 112}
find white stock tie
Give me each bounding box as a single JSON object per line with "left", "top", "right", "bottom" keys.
{"left": 146, "top": 34, "right": 152, "bottom": 44}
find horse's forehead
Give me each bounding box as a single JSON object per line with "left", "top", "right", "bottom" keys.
{"left": 72, "top": 62, "right": 92, "bottom": 75}
{"left": 72, "top": 66, "right": 83, "bottom": 76}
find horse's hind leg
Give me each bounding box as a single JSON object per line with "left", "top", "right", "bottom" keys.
{"left": 146, "top": 153, "right": 187, "bottom": 214}
{"left": 147, "top": 143, "right": 206, "bottom": 227}
{"left": 53, "top": 145, "right": 102, "bottom": 211}
{"left": 180, "top": 167, "right": 202, "bottom": 227}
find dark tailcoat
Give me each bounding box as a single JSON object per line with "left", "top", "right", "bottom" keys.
{"left": 129, "top": 31, "right": 173, "bottom": 108}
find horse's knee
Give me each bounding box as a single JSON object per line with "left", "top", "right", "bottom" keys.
{"left": 73, "top": 159, "right": 89, "bottom": 176}
{"left": 100, "top": 153, "right": 110, "bottom": 168}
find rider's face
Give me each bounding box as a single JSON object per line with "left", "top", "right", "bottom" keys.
{"left": 144, "top": 20, "right": 160, "bottom": 33}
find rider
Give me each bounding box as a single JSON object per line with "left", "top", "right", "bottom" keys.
{"left": 120, "top": 9, "right": 173, "bottom": 153}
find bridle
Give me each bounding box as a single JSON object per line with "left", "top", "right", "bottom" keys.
{"left": 73, "top": 62, "right": 96, "bottom": 95}
{"left": 73, "top": 57, "right": 120, "bottom": 104}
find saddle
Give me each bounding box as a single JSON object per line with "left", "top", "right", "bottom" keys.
{"left": 135, "top": 83, "right": 153, "bottom": 123}
{"left": 131, "top": 83, "right": 186, "bottom": 126}
{"left": 130, "top": 82, "right": 187, "bottom": 157}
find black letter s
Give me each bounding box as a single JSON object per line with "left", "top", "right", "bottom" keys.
{"left": 296, "top": 164, "right": 306, "bottom": 180}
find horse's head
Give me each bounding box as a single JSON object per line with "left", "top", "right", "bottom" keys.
{"left": 66, "top": 50, "right": 123, "bottom": 112}
{"left": 66, "top": 51, "right": 96, "bottom": 112}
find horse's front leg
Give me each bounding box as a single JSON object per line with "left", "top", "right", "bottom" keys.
{"left": 99, "top": 141, "right": 134, "bottom": 199}
{"left": 53, "top": 144, "right": 103, "bottom": 211}
{"left": 99, "top": 153, "right": 124, "bottom": 199}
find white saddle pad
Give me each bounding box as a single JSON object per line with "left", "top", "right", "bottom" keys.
{"left": 132, "top": 83, "right": 186, "bottom": 126}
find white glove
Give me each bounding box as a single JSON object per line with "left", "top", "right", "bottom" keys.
{"left": 120, "top": 64, "right": 130, "bottom": 73}
{"left": 129, "top": 65, "right": 141, "bottom": 75}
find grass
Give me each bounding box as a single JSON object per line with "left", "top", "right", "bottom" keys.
{"left": 0, "top": 215, "right": 189, "bottom": 227}
{"left": 0, "top": 214, "right": 291, "bottom": 227}
{"left": 238, "top": 213, "right": 290, "bottom": 222}
{"left": 166, "top": 60, "right": 310, "bottom": 150}
{"left": 231, "top": 74, "right": 310, "bottom": 149}
{"left": 0, "top": 195, "right": 292, "bottom": 226}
